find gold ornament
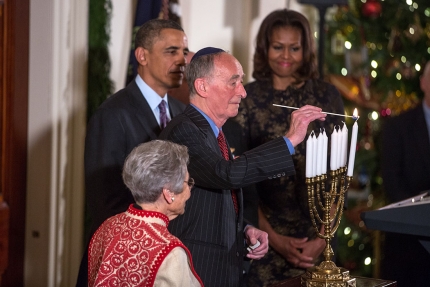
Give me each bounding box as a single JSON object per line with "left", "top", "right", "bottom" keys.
{"left": 328, "top": 74, "right": 379, "bottom": 110}
{"left": 384, "top": 90, "right": 420, "bottom": 116}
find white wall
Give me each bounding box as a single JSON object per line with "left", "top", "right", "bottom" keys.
{"left": 109, "top": 0, "right": 136, "bottom": 91}
{"left": 26, "top": 0, "right": 87, "bottom": 286}
{"left": 109, "top": 0, "right": 315, "bottom": 90}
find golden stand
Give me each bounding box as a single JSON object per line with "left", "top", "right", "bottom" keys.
{"left": 301, "top": 167, "right": 356, "bottom": 287}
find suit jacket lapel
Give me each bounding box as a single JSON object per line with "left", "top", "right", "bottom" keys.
{"left": 168, "top": 96, "right": 185, "bottom": 117}
{"left": 185, "top": 105, "right": 221, "bottom": 155}
{"left": 126, "top": 80, "right": 161, "bottom": 139}
{"left": 185, "top": 105, "right": 238, "bottom": 165}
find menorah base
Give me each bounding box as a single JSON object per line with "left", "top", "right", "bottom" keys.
{"left": 301, "top": 264, "right": 356, "bottom": 287}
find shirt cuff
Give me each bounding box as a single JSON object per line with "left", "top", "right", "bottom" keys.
{"left": 283, "top": 136, "right": 295, "bottom": 155}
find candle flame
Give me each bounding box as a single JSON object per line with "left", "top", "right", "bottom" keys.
{"left": 352, "top": 108, "right": 359, "bottom": 120}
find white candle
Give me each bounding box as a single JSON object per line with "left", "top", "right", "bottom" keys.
{"left": 336, "top": 126, "right": 342, "bottom": 169}
{"left": 317, "top": 131, "right": 324, "bottom": 175}
{"left": 322, "top": 129, "right": 328, "bottom": 174}
{"left": 340, "top": 123, "right": 348, "bottom": 167}
{"left": 306, "top": 133, "right": 314, "bottom": 178}
{"left": 330, "top": 127, "right": 338, "bottom": 170}
{"left": 343, "top": 124, "right": 348, "bottom": 167}
{"left": 312, "top": 134, "right": 318, "bottom": 177}
{"left": 347, "top": 119, "right": 358, "bottom": 176}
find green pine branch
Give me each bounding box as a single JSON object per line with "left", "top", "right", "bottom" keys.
{"left": 87, "top": 0, "right": 114, "bottom": 120}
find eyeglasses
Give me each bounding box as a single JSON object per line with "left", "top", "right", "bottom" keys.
{"left": 184, "top": 178, "right": 195, "bottom": 189}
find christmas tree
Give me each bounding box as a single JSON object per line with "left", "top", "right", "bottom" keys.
{"left": 324, "top": 0, "right": 430, "bottom": 277}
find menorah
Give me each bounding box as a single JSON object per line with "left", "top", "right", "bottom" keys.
{"left": 301, "top": 167, "right": 356, "bottom": 287}
{"left": 273, "top": 105, "right": 359, "bottom": 286}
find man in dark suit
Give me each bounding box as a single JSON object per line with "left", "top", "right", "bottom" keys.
{"left": 76, "top": 19, "right": 187, "bottom": 286}
{"left": 382, "top": 61, "right": 430, "bottom": 202}
{"left": 85, "top": 18, "right": 188, "bottom": 238}
{"left": 159, "top": 47, "right": 326, "bottom": 287}
{"left": 381, "top": 60, "right": 430, "bottom": 286}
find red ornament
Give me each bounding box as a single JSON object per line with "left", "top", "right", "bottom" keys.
{"left": 362, "top": 0, "right": 382, "bottom": 18}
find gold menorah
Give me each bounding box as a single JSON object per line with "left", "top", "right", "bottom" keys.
{"left": 301, "top": 167, "right": 356, "bottom": 287}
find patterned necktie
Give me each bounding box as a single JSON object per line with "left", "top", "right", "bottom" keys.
{"left": 217, "top": 130, "right": 239, "bottom": 214}
{"left": 159, "top": 100, "right": 168, "bottom": 129}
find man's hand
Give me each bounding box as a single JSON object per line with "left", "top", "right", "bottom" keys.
{"left": 244, "top": 225, "right": 269, "bottom": 260}
{"left": 285, "top": 105, "right": 326, "bottom": 147}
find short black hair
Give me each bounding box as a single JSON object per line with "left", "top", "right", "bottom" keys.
{"left": 134, "top": 19, "right": 184, "bottom": 51}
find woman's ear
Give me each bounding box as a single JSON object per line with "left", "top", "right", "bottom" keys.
{"left": 162, "top": 188, "right": 175, "bottom": 204}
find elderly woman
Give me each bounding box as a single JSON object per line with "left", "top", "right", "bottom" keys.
{"left": 88, "top": 140, "right": 203, "bottom": 287}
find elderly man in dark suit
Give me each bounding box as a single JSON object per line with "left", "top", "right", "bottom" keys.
{"left": 76, "top": 19, "right": 187, "bottom": 286}
{"left": 159, "top": 47, "right": 326, "bottom": 287}
{"left": 381, "top": 61, "right": 430, "bottom": 286}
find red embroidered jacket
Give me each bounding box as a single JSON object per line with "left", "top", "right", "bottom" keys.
{"left": 88, "top": 204, "right": 203, "bottom": 286}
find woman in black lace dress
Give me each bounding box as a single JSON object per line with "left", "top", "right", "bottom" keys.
{"left": 234, "top": 9, "right": 344, "bottom": 286}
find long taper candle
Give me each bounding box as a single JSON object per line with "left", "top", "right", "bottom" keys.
{"left": 317, "top": 131, "right": 324, "bottom": 175}
{"left": 322, "top": 130, "right": 328, "bottom": 174}
{"left": 336, "top": 126, "right": 342, "bottom": 169}
{"left": 312, "top": 134, "right": 318, "bottom": 177}
{"left": 330, "top": 127, "right": 338, "bottom": 170}
{"left": 347, "top": 109, "right": 359, "bottom": 176}
{"left": 306, "top": 132, "right": 314, "bottom": 177}
{"left": 343, "top": 123, "right": 348, "bottom": 167}
{"left": 340, "top": 123, "right": 348, "bottom": 167}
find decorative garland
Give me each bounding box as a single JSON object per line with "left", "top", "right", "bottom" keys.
{"left": 84, "top": 0, "right": 114, "bottom": 240}
{"left": 87, "top": 0, "right": 113, "bottom": 120}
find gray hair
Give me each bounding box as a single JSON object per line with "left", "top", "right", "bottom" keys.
{"left": 186, "top": 51, "right": 226, "bottom": 96}
{"left": 122, "top": 140, "right": 189, "bottom": 204}
{"left": 134, "top": 19, "right": 184, "bottom": 51}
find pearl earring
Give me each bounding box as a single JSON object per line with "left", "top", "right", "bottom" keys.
{"left": 171, "top": 197, "right": 175, "bottom": 202}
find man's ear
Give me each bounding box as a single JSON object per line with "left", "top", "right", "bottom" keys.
{"left": 135, "top": 47, "right": 147, "bottom": 66}
{"left": 194, "top": 78, "right": 208, "bottom": 98}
